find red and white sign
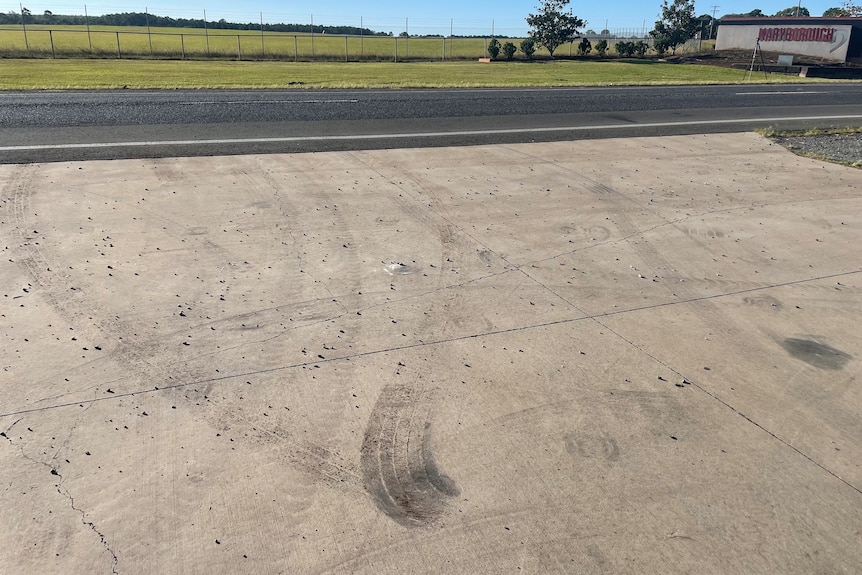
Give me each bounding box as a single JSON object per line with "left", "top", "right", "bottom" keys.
{"left": 758, "top": 27, "right": 835, "bottom": 42}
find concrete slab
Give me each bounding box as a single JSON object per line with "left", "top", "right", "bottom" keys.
{"left": 1, "top": 133, "right": 860, "bottom": 574}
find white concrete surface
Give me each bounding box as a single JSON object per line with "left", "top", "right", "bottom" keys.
{"left": 1, "top": 134, "right": 860, "bottom": 574}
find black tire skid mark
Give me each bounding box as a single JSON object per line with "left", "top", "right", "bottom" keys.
{"left": 360, "top": 382, "right": 459, "bottom": 527}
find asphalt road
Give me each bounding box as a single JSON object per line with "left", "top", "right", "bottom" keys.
{"left": 2, "top": 84, "right": 862, "bottom": 162}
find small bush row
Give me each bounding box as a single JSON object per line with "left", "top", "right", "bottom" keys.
{"left": 484, "top": 37, "right": 662, "bottom": 60}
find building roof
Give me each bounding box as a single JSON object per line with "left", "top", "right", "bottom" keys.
{"left": 719, "top": 17, "right": 862, "bottom": 25}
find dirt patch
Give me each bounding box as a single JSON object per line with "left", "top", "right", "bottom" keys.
{"left": 665, "top": 49, "right": 862, "bottom": 69}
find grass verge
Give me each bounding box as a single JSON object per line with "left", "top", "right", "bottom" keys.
{"left": 0, "top": 58, "right": 834, "bottom": 90}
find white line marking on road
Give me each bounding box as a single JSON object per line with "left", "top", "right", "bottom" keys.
{"left": 178, "top": 99, "right": 360, "bottom": 105}
{"left": 3, "top": 115, "right": 862, "bottom": 152}
{"left": 735, "top": 91, "right": 825, "bottom": 95}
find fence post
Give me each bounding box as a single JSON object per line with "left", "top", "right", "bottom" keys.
{"left": 146, "top": 7, "right": 152, "bottom": 54}
{"left": 85, "top": 4, "right": 92, "bottom": 51}
{"left": 394, "top": 35, "right": 397, "bottom": 62}
{"left": 237, "top": 35, "right": 241, "bottom": 60}
{"left": 203, "top": 10, "right": 209, "bottom": 55}
{"left": 345, "top": 35, "right": 348, "bottom": 62}
{"left": 49, "top": 30, "right": 55, "bottom": 58}
{"left": 311, "top": 14, "right": 314, "bottom": 58}
{"left": 260, "top": 12, "right": 265, "bottom": 57}
{"left": 294, "top": 35, "right": 297, "bottom": 62}
{"left": 19, "top": 3, "right": 29, "bottom": 52}
{"left": 181, "top": 33, "right": 185, "bottom": 59}
{"left": 116, "top": 31, "right": 121, "bottom": 58}
{"left": 442, "top": 36, "right": 445, "bottom": 61}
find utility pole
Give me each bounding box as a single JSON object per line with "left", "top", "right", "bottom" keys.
{"left": 145, "top": 7, "right": 152, "bottom": 54}
{"left": 84, "top": 4, "right": 92, "bottom": 50}
{"left": 20, "top": 3, "right": 29, "bottom": 51}
{"left": 709, "top": 5, "right": 720, "bottom": 40}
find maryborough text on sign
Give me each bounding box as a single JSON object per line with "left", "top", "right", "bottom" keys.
{"left": 758, "top": 27, "right": 835, "bottom": 42}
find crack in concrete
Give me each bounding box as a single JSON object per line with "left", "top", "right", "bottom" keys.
{"left": 3, "top": 412, "right": 120, "bottom": 574}
{"left": 59, "top": 477, "right": 120, "bottom": 575}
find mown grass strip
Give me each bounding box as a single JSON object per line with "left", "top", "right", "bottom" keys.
{"left": 0, "top": 59, "right": 827, "bottom": 90}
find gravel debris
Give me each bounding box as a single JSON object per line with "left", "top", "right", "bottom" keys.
{"left": 772, "top": 132, "right": 862, "bottom": 167}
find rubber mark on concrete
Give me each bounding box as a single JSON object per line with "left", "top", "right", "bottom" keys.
{"left": 360, "top": 383, "right": 459, "bottom": 527}
{"left": 565, "top": 433, "right": 620, "bottom": 462}
{"left": 780, "top": 338, "right": 852, "bottom": 370}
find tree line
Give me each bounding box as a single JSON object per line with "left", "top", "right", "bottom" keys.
{"left": 0, "top": 10, "right": 390, "bottom": 36}
{"left": 723, "top": 1, "right": 861, "bottom": 18}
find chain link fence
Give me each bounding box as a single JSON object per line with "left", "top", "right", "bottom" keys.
{"left": 0, "top": 25, "right": 711, "bottom": 61}
{"left": 0, "top": 7, "right": 707, "bottom": 61}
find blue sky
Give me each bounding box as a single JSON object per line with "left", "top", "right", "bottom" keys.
{"left": 10, "top": 0, "right": 847, "bottom": 35}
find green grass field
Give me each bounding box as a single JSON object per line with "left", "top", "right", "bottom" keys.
{"left": 1, "top": 24, "right": 524, "bottom": 60}
{"left": 0, "top": 23, "right": 712, "bottom": 61}
{"left": 0, "top": 24, "right": 822, "bottom": 90}
{"left": 0, "top": 58, "right": 823, "bottom": 90}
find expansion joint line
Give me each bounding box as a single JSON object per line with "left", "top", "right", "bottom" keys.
{"left": 596, "top": 319, "right": 862, "bottom": 498}
{"left": 492, "top": 143, "right": 862, "bottom": 496}
{"left": 1, "top": 269, "right": 859, "bottom": 421}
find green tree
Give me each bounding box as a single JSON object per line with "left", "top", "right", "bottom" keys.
{"left": 488, "top": 38, "right": 501, "bottom": 59}
{"left": 615, "top": 41, "right": 635, "bottom": 57}
{"left": 697, "top": 14, "right": 717, "bottom": 39}
{"left": 650, "top": 0, "right": 699, "bottom": 56}
{"left": 502, "top": 41, "right": 518, "bottom": 60}
{"left": 594, "top": 38, "right": 608, "bottom": 56}
{"left": 823, "top": 6, "right": 850, "bottom": 15}
{"left": 842, "top": 0, "right": 861, "bottom": 14}
{"left": 520, "top": 38, "right": 537, "bottom": 59}
{"left": 653, "top": 36, "right": 673, "bottom": 56}
{"left": 577, "top": 37, "right": 592, "bottom": 55}
{"left": 722, "top": 9, "right": 765, "bottom": 17}
{"left": 525, "top": 0, "right": 585, "bottom": 58}
{"left": 774, "top": 6, "right": 810, "bottom": 16}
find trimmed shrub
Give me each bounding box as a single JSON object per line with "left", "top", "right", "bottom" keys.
{"left": 502, "top": 41, "right": 517, "bottom": 60}
{"left": 595, "top": 39, "right": 608, "bottom": 57}
{"left": 488, "top": 38, "right": 501, "bottom": 59}
{"left": 615, "top": 41, "right": 635, "bottom": 57}
{"left": 520, "top": 38, "right": 536, "bottom": 59}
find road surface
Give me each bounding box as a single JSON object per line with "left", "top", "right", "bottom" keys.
{"left": 2, "top": 84, "right": 862, "bottom": 162}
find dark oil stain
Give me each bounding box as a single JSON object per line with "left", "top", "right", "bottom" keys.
{"left": 781, "top": 338, "right": 852, "bottom": 370}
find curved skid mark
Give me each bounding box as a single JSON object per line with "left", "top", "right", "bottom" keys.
{"left": 361, "top": 383, "right": 459, "bottom": 527}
